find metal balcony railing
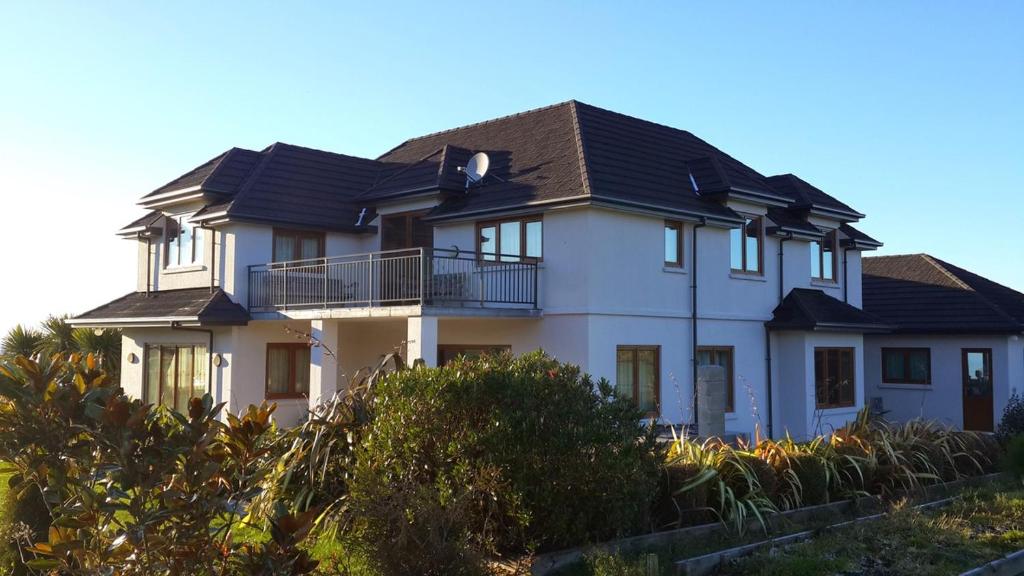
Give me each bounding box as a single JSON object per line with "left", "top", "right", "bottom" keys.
{"left": 247, "top": 247, "right": 539, "bottom": 312}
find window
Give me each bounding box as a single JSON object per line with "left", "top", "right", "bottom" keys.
{"left": 664, "top": 221, "right": 683, "bottom": 267}
{"left": 437, "top": 344, "right": 511, "bottom": 366}
{"left": 730, "top": 216, "right": 762, "bottom": 274}
{"left": 476, "top": 216, "right": 542, "bottom": 262}
{"left": 810, "top": 229, "right": 838, "bottom": 281}
{"left": 814, "top": 347, "right": 855, "bottom": 408}
{"left": 273, "top": 229, "right": 324, "bottom": 263}
{"left": 165, "top": 214, "right": 205, "bottom": 267}
{"left": 616, "top": 346, "right": 660, "bottom": 416}
{"left": 697, "top": 346, "right": 735, "bottom": 412}
{"left": 881, "top": 348, "right": 931, "bottom": 384}
{"left": 265, "top": 343, "right": 311, "bottom": 399}
{"left": 144, "top": 344, "right": 208, "bottom": 412}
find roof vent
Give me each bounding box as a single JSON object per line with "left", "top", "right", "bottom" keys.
{"left": 459, "top": 152, "right": 490, "bottom": 188}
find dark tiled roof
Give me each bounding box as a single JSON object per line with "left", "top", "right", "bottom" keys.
{"left": 360, "top": 144, "right": 470, "bottom": 200}
{"left": 863, "top": 254, "right": 1024, "bottom": 334}
{"left": 766, "top": 207, "right": 822, "bottom": 237}
{"left": 74, "top": 288, "right": 249, "bottom": 326}
{"left": 118, "top": 211, "right": 164, "bottom": 235}
{"left": 767, "top": 288, "right": 889, "bottom": 332}
{"left": 839, "top": 223, "right": 881, "bottom": 247}
{"left": 765, "top": 174, "right": 863, "bottom": 219}
{"left": 144, "top": 148, "right": 262, "bottom": 198}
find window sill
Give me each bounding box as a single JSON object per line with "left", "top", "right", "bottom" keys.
{"left": 729, "top": 272, "right": 766, "bottom": 282}
{"left": 815, "top": 405, "right": 858, "bottom": 414}
{"left": 879, "top": 383, "right": 933, "bottom": 391}
{"left": 662, "top": 266, "right": 688, "bottom": 275}
{"left": 266, "top": 394, "right": 308, "bottom": 401}
{"left": 810, "top": 279, "right": 840, "bottom": 288}
{"left": 164, "top": 264, "right": 206, "bottom": 274}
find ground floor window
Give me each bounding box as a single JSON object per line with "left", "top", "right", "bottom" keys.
{"left": 437, "top": 344, "right": 511, "bottom": 366}
{"left": 814, "top": 347, "right": 855, "bottom": 408}
{"left": 616, "top": 345, "right": 660, "bottom": 416}
{"left": 882, "top": 347, "right": 931, "bottom": 384}
{"left": 266, "top": 343, "right": 311, "bottom": 399}
{"left": 144, "top": 344, "right": 208, "bottom": 412}
{"left": 697, "top": 346, "right": 735, "bottom": 412}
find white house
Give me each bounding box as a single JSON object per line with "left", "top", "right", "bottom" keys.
{"left": 71, "top": 100, "right": 885, "bottom": 440}
{"left": 863, "top": 254, "right": 1024, "bottom": 432}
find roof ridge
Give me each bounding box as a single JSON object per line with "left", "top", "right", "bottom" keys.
{"left": 269, "top": 141, "right": 377, "bottom": 163}
{"left": 930, "top": 256, "right": 1024, "bottom": 327}
{"left": 568, "top": 100, "right": 593, "bottom": 197}
{"left": 219, "top": 144, "right": 281, "bottom": 217}
{"left": 376, "top": 100, "right": 577, "bottom": 160}
{"left": 919, "top": 254, "right": 973, "bottom": 291}
{"left": 362, "top": 147, "right": 446, "bottom": 195}
{"left": 146, "top": 148, "right": 231, "bottom": 196}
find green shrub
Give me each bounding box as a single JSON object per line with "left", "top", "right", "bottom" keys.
{"left": 789, "top": 453, "right": 828, "bottom": 506}
{"left": 349, "top": 351, "right": 662, "bottom": 564}
{"left": 998, "top": 393, "right": 1024, "bottom": 446}
{"left": 653, "top": 462, "right": 712, "bottom": 529}
{"left": 1004, "top": 435, "right": 1024, "bottom": 480}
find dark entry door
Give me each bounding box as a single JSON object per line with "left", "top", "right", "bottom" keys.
{"left": 379, "top": 212, "right": 432, "bottom": 303}
{"left": 962, "top": 348, "right": 994, "bottom": 432}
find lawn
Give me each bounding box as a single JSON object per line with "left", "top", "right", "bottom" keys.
{"left": 560, "top": 480, "right": 1024, "bottom": 576}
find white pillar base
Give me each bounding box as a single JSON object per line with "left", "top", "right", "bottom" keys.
{"left": 406, "top": 316, "right": 438, "bottom": 367}
{"left": 309, "top": 319, "right": 340, "bottom": 409}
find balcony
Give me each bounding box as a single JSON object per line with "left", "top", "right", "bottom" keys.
{"left": 247, "top": 247, "right": 539, "bottom": 314}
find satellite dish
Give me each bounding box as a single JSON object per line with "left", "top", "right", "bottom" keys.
{"left": 465, "top": 152, "right": 490, "bottom": 185}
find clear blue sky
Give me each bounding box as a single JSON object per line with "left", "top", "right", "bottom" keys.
{"left": 0, "top": 1, "right": 1021, "bottom": 335}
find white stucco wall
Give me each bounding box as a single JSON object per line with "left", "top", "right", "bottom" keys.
{"left": 864, "top": 333, "right": 1023, "bottom": 429}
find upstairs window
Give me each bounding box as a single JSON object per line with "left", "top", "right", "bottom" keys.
{"left": 815, "top": 347, "right": 855, "bottom": 409}
{"left": 165, "top": 215, "right": 204, "bottom": 267}
{"left": 664, "top": 221, "right": 683, "bottom": 267}
{"left": 811, "top": 229, "right": 838, "bottom": 281}
{"left": 477, "top": 216, "right": 542, "bottom": 262}
{"left": 882, "top": 348, "right": 931, "bottom": 384}
{"left": 730, "top": 216, "right": 762, "bottom": 274}
{"left": 616, "top": 345, "right": 660, "bottom": 416}
{"left": 273, "top": 229, "right": 325, "bottom": 263}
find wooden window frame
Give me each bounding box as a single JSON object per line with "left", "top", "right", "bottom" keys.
{"left": 143, "top": 344, "right": 207, "bottom": 410}
{"left": 881, "top": 347, "right": 931, "bottom": 385}
{"left": 272, "top": 228, "right": 325, "bottom": 264}
{"left": 265, "top": 342, "right": 312, "bottom": 399}
{"left": 814, "top": 347, "right": 856, "bottom": 409}
{"left": 437, "top": 344, "right": 512, "bottom": 366}
{"left": 731, "top": 216, "right": 764, "bottom": 275}
{"left": 664, "top": 220, "right": 684, "bottom": 267}
{"left": 164, "top": 214, "right": 204, "bottom": 268}
{"left": 811, "top": 229, "right": 838, "bottom": 282}
{"left": 475, "top": 215, "right": 543, "bottom": 263}
{"left": 698, "top": 346, "right": 735, "bottom": 413}
{"left": 616, "top": 345, "right": 661, "bottom": 417}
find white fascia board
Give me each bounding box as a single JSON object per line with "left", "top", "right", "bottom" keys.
{"left": 67, "top": 316, "right": 201, "bottom": 328}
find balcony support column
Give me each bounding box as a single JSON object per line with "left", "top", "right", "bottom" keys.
{"left": 406, "top": 316, "right": 438, "bottom": 367}
{"left": 309, "top": 319, "right": 340, "bottom": 409}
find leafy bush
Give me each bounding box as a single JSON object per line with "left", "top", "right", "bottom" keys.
{"left": 1004, "top": 435, "right": 1024, "bottom": 480}
{"left": 998, "top": 393, "right": 1024, "bottom": 446}
{"left": 349, "top": 351, "right": 662, "bottom": 568}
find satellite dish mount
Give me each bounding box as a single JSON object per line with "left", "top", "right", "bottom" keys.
{"left": 460, "top": 152, "right": 490, "bottom": 188}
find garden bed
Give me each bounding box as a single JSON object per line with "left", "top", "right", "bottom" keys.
{"left": 540, "top": 473, "right": 1013, "bottom": 576}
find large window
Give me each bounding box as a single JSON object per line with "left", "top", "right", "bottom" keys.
{"left": 810, "top": 230, "right": 838, "bottom": 281}
{"left": 697, "top": 346, "right": 735, "bottom": 412}
{"left": 664, "top": 221, "right": 683, "bottom": 267}
{"left": 616, "top": 346, "right": 660, "bottom": 416}
{"left": 165, "top": 215, "right": 205, "bottom": 267}
{"left": 882, "top": 348, "right": 931, "bottom": 384}
{"left": 273, "top": 229, "right": 325, "bottom": 263}
{"left": 266, "top": 343, "right": 311, "bottom": 399}
{"left": 477, "top": 216, "right": 542, "bottom": 262}
{"left": 437, "top": 344, "right": 511, "bottom": 366}
{"left": 729, "top": 216, "right": 762, "bottom": 274}
{"left": 144, "top": 344, "right": 208, "bottom": 412}
{"left": 814, "top": 347, "right": 855, "bottom": 409}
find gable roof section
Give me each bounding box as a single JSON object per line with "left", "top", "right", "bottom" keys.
{"left": 765, "top": 174, "right": 863, "bottom": 220}
{"left": 360, "top": 144, "right": 470, "bottom": 201}
{"left": 192, "top": 143, "right": 384, "bottom": 232}
{"left": 862, "top": 254, "right": 1024, "bottom": 334}
{"left": 143, "top": 148, "right": 262, "bottom": 200}
{"left": 117, "top": 210, "right": 164, "bottom": 237}
{"left": 767, "top": 288, "right": 889, "bottom": 332}
{"left": 71, "top": 288, "right": 250, "bottom": 327}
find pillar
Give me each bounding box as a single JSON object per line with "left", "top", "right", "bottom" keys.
{"left": 309, "top": 319, "right": 340, "bottom": 408}
{"left": 406, "top": 316, "right": 438, "bottom": 367}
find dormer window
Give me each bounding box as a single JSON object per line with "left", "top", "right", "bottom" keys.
{"left": 730, "top": 216, "right": 762, "bottom": 274}
{"left": 810, "top": 230, "right": 837, "bottom": 281}
{"left": 165, "top": 214, "right": 204, "bottom": 267}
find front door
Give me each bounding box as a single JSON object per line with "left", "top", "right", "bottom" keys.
{"left": 379, "top": 212, "right": 433, "bottom": 303}
{"left": 962, "top": 348, "right": 994, "bottom": 432}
